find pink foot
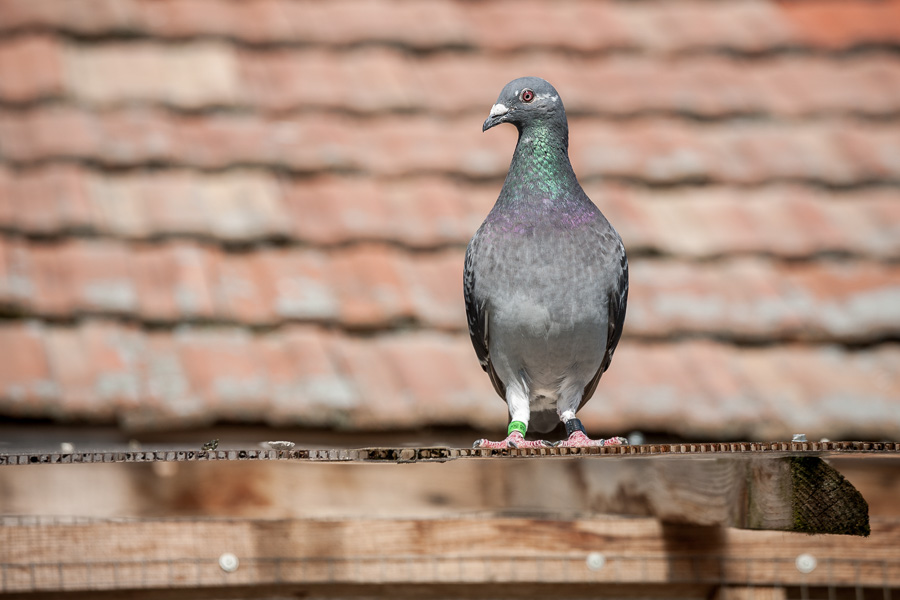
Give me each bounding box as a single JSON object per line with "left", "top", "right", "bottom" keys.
{"left": 473, "top": 431, "right": 552, "bottom": 449}
{"left": 555, "top": 430, "right": 628, "bottom": 448}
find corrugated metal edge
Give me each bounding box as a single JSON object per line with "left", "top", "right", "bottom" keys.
{"left": 0, "top": 441, "right": 897, "bottom": 466}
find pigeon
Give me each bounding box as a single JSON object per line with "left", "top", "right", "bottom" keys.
{"left": 464, "top": 77, "right": 628, "bottom": 449}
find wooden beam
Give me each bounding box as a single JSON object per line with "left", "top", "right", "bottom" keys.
{"left": 0, "top": 455, "right": 886, "bottom": 535}
{"left": 713, "top": 587, "right": 787, "bottom": 600}
{"left": 503, "top": 455, "right": 872, "bottom": 535}
{"left": 0, "top": 582, "right": 719, "bottom": 600}
{"left": 1, "top": 516, "right": 898, "bottom": 594}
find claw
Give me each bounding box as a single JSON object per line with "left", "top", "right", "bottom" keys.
{"left": 473, "top": 431, "right": 552, "bottom": 449}
{"left": 556, "top": 430, "right": 629, "bottom": 448}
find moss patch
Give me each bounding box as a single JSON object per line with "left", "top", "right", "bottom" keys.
{"left": 790, "top": 457, "right": 869, "bottom": 537}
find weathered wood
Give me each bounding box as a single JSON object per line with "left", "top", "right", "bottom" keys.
{"left": 713, "top": 587, "right": 787, "bottom": 600}
{"left": 787, "top": 457, "right": 870, "bottom": 536}
{"left": 501, "top": 456, "right": 871, "bottom": 535}
{"left": 0, "top": 582, "right": 720, "bottom": 599}
{"left": 1, "top": 516, "right": 898, "bottom": 594}
{"left": 0, "top": 455, "right": 888, "bottom": 535}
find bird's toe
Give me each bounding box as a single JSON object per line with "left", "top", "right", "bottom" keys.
{"left": 472, "top": 432, "right": 552, "bottom": 449}
{"left": 556, "top": 430, "right": 629, "bottom": 448}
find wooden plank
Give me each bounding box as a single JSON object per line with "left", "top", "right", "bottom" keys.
{"left": 1, "top": 516, "right": 899, "bottom": 594}
{"left": 0, "top": 455, "right": 890, "bottom": 534}
{"left": 713, "top": 587, "right": 787, "bottom": 600}
{"left": 0, "top": 582, "right": 718, "bottom": 600}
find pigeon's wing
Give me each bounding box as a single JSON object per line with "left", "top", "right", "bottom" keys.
{"left": 579, "top": 243, "right": 628, "bottom": 410}
{"left": 464, "top": 239, "right": 506, "bottom": 400}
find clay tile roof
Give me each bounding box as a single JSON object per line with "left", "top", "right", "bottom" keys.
{"left": 0, "top": 0, "right": 898, "bottom": 440}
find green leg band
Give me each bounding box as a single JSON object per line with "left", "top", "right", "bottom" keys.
{"left": 507, "top": 421, "right": 527, "bottom": 437}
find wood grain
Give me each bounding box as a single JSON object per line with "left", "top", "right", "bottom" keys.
{"left": 1, "top": 516, "right": 898, "bottom": 593}
{"left": 0, "top": 454, "right": 887, "bottom": 534}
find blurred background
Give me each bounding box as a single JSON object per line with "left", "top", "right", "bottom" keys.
{"left": 0, "top": 0, "right": 898, "bottom": 446}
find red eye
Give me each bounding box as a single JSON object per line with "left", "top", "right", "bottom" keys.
{"left": 521, "top": 89, "right": 534, "bottom": 102}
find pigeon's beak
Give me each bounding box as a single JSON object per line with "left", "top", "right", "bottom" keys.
{"left": 483, "top": 103, "right": 510, "bottom": 132}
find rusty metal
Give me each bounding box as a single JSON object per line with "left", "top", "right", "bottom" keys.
{"left": 0, "top": 440, "right": 897, "bottom": 466}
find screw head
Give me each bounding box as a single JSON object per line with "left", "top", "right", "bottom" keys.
{"left": 795, "top": 553, "right": 817, "bottom": 574}
{"left": 586, "top": 552, "right": 606, "bottom": 571}
{"left": 218, "top": 552, "right": 239, "bottom": 572}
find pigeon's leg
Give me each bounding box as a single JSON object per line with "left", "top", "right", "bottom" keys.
{"left": 554, "top": 409, "right": 627, "bottom": 448}
{"left": 472, "top": 421, "right": 551, "bottom": 449}
{"left": 473, "top": 382, "right": 551, "bottom": 449}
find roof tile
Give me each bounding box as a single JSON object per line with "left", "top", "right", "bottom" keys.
{"left": 402, "top": 251, "right": 466, "bottom": 331}
{"left": 134, "top": 330, "right": 199, "bottom": 428}
{"left": 265, "top": 326, "right": 359, "bottom": 427}
{"left": 779, "top": 0, "right": 900, "bottom": 50}
{"left": 0, "top": 165, "right": 94, "bottom": 234}
{"left": 43, "top": 321, "right": 142, "bottom": 419}
{"left": 212, "top": 250, "right": 274, "bottom": 324}
{"left": 328, "top": 244, "right": 416, "bottom": 328}
{"left": 282, "top": 176, "right": 489, "bottom": 248}
{"left": 4, "top": 0, "right": 898, "bottom": 53}
{"left": 70, "top": 239, "right": 138, "bottom": 314}
{"left": 4, "top": 238, "right": 900, "bottom": 343}
{"left": 0, "top": 35, "right": 64, "bottom": 103}
{"left": 23, "top": 240, "right": 137, "bottom": 315}
{"left": 327, "top": 332, "right": 413, "bottom": 428}
{"left": 253, "top": 248, "right": 338, "bottom": 322}
{"left": 173, "top": 326, "right": 268, "bottom": 422}
{"left": 0, "top": 321, "right": 56, "bottom": 415}
{"left": 375, "top": 331, "right": 499, "bottom": 428}
{"left": 132, "top": 243, "right": 217, "bottom": 322}
{"left": 4, "top": 108, "right": 899, "bottom": 185}
{"left": 627, "top": 258, "right": 900, "bottom": 342}
{"left": 69, "top": 40, "right": 236, "bottom": 108}
{"left": 590, "top": 340, "right": 900, "bottom": 440}
{"left": 6, "top": 167, "right": 896, "bottom": 259}
{"left": 0, "top": 0, "right": 897, "bottom": 440}
{"left": 1, "top": 321, "right": 897, "bottom": 439}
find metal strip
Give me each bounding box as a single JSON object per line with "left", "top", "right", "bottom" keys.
{"left": 0, "top": 441, "right": 897, "bottom": 466}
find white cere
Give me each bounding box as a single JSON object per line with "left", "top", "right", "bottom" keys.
{"left": 489, "top": 103, "right": 510, "bottom": 117}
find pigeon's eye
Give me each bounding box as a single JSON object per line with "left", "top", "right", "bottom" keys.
{"left": 521, "top": 89, "right": 535, "bottom": 103}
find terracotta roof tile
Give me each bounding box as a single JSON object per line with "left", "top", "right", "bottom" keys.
{"left": 627, "top": 259, "right": 900, "bottom": 342}
{"left": 282, "top": 176, "right": 490, "bottom": 248}
{"left": 0, "top": 35, "right": 63, "bottom": 103}
{"left": 4, "top": 108, "right": 899, "bottom": 185}
{"left": 211, "top": 250, "right": 274, "bottom": 325}
{"left": 0, "top": 0, "right": 897, "bottom": 439}
{"left": 3, "top": 238, "right": 899, "bottom": 343}
{"left": 173, "top": 327, "right": 268, "bottom": 422}
{"left": 43, "top": 321, "right": 142, "bottom": 419}
{"left": 590, "top": 340, "right": 900, "bottom": 440}
{"left": 3, "top": 0, "right": 899, "bottom": 53}
{"left": 1, "top": 320, "right": 897, "bottom": 439}
{"left": 136, "top": 330, "right": 193, "bottom": 427}
{"left": 265, "top": 326, "right": 358, "bottom": 427}
{"left": 328, "top": 244, "right": 416, "bottom": 329}
{"left": 0, "top": 321, "right": 56, "bottom": 415}
{"left": 0, "top": 165, "right": 94, "bottom": 234}
{"left": 778, "top": 0, "right": 900, "bottom": 50}
{"left": 4, "top": 167, "right": 896, "bottom": 259}
{"left": 64, "top": 41, "right": 238, "bottom": 109}
{"left": 326, "top": 332, "right": 416, "bottom": 428}
{"left": 132, "top": 243, "right": 217, "bottom": 322}
{"left": 6, "top": 36, "right": 900, "bottom": 118}
{"left": 253, "top": 248, "right": 337, "bottom": 322}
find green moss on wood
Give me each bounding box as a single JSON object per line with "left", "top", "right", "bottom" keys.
{"left": 790, "top": 457, "right": 869, "bottom": 537}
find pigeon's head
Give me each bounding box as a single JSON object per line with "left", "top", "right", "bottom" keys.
{"left": 482, "top": 77, "right": 566, "bottom": 133}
